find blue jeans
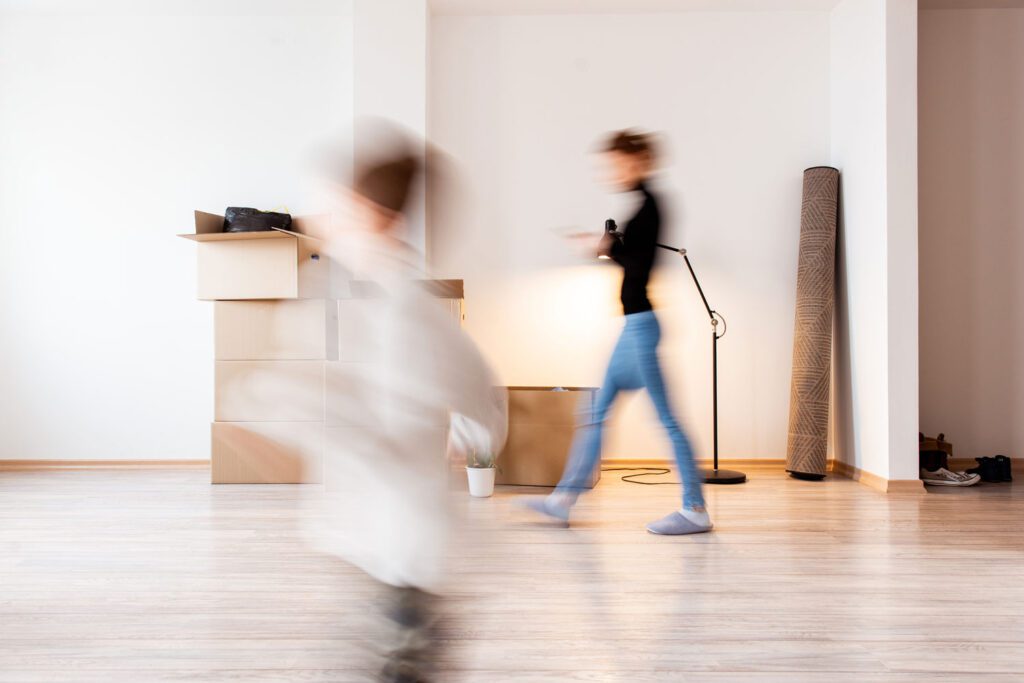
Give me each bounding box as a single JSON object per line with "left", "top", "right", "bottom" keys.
{"left": 556, "top": 311, "right": 705, "bottom": 509}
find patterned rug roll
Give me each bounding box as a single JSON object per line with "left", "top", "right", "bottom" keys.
{"left": 786, "top": 166, "right": 839, "bottom": 479}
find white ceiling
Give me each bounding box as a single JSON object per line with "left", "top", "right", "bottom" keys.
{"left": 5, "top": 0, "right": 1020, "bottom": 16}
{"left": 0, "top": 0, "right": 345, "bottom": 14}
{"left": 430, "top": 0, "right": 843, "bottom": 15}
{"left": 431, "top": 0, "right": 1024, "bottom": 13}
{"left": 919, "top": 0, "right": 1024, "bottom": 8}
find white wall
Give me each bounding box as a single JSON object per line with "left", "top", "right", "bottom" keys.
{"left": 0, "top": 2, "right": 352, "bottom": 460}
{"left": 429, "top": 11, "right": 831, "bottom": 460}
{"left": 0, "top": 0, "right": 923, "bottom": 472}
{"left": 830, "top": 0, "right": 890, "bottom": 479}
{"left": 353, "top": 0, "right": 428, "bottom": 257}
{"left": 884, "top": 0, "right": 918, "bottom": 481}
{"left": 918, "top": 9, "right": 1024, "bottom": 462}
{"left": 830, "top": 0, "right": 918, "bottom": 480}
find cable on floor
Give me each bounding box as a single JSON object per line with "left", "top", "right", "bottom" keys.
{"left": 600, "top": 467, "right": 681, "bottom": 485}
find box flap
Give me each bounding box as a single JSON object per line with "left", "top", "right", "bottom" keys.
{"left": 195, "top": 210, "right": 224, "bottom": 234}
{"left": 291, "top": 214, "right": 330, "bottom": 241}
{"left": 270, "top": 227, "right": 319, "bottom": 242}
{"left": 506, "top": 386, "right": 598, "bottom": 392}
{"left": 178, "top": 230, "right": 294, "bottom": 242}
{"left": 344, "top": 279, "right": 465, "bottom": 299}
{"left": 421, "top": 279, "right": 464, "bottom": 299}
{"left": 180, "top": 210, "right": 325, "bottom": 242}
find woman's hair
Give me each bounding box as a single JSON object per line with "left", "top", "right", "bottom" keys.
{"left": 601, "top": 129, "right": 657, "bottom": 163}
{"left": 354, "top": 154, "right": 421, "bottom": 215}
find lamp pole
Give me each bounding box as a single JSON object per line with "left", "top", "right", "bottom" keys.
{"left": 657, "top": 242, "right": 746, "bottom": 485}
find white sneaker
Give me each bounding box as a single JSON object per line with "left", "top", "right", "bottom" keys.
{"left": 920, "top": 467, "right": 981, "bottom": 487}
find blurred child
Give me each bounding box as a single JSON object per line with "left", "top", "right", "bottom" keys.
{"left": 308, "top": 126, "right": 507, "bottom": 682}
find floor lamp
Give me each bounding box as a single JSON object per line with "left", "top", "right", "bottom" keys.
{"left": 604, "top": 220, "right": 746, "bottom": 485}
{"left": 656, "top": 242, "right": 746, "bottom": 485}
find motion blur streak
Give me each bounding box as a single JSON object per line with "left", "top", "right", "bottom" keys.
{"left": 302, "top": 120, "right": 507, "bottom": 682}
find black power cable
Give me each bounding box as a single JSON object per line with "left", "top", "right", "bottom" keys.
{"left": 600, "top": 467, "right": 680, "bottom": 485}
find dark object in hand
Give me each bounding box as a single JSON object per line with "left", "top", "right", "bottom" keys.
{"left": 605, "top": 218, "right": 623, "bottom": 242}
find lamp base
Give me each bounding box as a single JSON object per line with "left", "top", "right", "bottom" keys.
{"left": 702, "top": 468, "right": 746, "bottom": 485}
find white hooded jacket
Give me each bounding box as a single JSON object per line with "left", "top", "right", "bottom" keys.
{"left": 304, "top": 233, "right": 507, "bottom": 591}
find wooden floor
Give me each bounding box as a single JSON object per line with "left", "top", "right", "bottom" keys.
{"left": 1, "top": 466, "right": 1022, "bottom": 682}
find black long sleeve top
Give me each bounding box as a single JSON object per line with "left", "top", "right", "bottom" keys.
{"left": 609, "top": 182, "right": 660, "bottom": 315}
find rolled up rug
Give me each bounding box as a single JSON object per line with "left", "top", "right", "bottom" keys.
{"left": 786, "top": 166, "right": 839, "bottom": 480}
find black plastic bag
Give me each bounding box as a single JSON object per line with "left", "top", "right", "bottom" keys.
{"left": 223, "top": 207, "right": 292, "bottom": 233}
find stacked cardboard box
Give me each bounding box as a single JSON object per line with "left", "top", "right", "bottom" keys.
{"left": 181, "top": 210, "right": 463, "bottom": 484}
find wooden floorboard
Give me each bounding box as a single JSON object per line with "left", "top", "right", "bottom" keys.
{"left": 0, "top": 466, "right": 1021, "bottom": 681}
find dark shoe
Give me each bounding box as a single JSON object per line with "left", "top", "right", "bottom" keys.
{"left": 380, "top": 587, "right": 441, "bottom": 683}
{"left": 380, "top": 658, "right": 431, "bottom": 683}
{"left": 966, "top": 457, "right": 1002, "bottom": 483}
{"left": 920, "top": 449, "right": 948, "bottom": 472}
{"left": 994, "top": 455, "right": 1013, "bottom": 482}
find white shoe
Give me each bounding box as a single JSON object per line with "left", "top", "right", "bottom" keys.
{"left": 920, "top": 467, "right": 981, "bottom": 487}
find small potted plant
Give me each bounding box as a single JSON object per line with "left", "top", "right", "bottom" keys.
{"left": 465, "top": 450, "right": 498, "bottom": 498}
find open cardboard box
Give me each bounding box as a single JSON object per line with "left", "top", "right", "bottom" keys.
{"left": 179, "top": 210, "right": 329, "bottom": 300}
{"left": 496, "top": 386, "right": 600, "bottom": 487}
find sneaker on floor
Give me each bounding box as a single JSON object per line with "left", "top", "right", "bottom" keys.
{"left": 520, "top": 496, "right": 571, "bottom": 525}
{"left": 920, "top": 467, "right": 981, "bottom": 487}
{"left": 645, "top": 510, "right": 713, "bottom": 535}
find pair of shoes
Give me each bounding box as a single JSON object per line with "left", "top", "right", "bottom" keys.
{"left": 966, "top": 456, "right": 1013, "bottom": 483}
{"left": 920, "top": 467, "right": 980, "bottom": 487}
{"left": 524, "top": 497, "right": 715, "bottom": 536}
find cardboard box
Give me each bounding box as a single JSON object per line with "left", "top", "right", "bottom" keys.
{"left": 323, "top": 425, "right": 447, "bottom": 493}
{"left": 179, "top": 210, "right": 328, "bottom": 300}
{"left": 439, "top": 297, "right": 463, "bottom": 327}
{"left": 325, "top": 361, "right": 373, "bottom": 427}
{"left": 496, "top": 387, "right": 599, "bottom": 487}
{"left": 211, "top": 421, "right": 323, "bottom": 484}
{"left": 335, "top": 280, "right": 464, "bottom": 362}
{"left": 214, "top": 360, "right": 325, "bottom": 422}
{"left": 215, "top": 299, "right": 338, "bottom": 361}
{"left": 323, "top": 426, "right": 370, "bottom": 493}
{"left": 325, "top": 361, "right": 450, "bottom": 428}
{"left": 336, "top": 299, "right": 376, "bottom": 363}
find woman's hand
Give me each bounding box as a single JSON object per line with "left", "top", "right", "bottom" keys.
{"left": 557, "top": 230, "right": 601, "bottom": 260}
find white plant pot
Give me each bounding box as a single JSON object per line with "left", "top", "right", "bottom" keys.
{"left": 466, "top": 467, "right": 496, "bottom": 498}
